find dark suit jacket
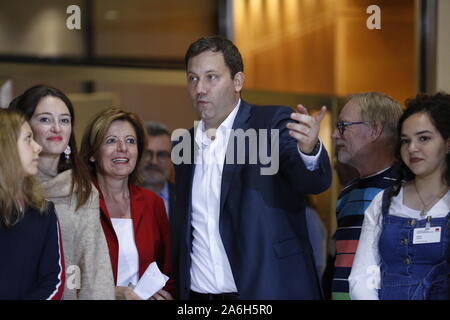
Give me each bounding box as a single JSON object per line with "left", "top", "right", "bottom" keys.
{"left": 168, "top": 182, "right": 176, "bottom": 218}
{"left": 171, "top": 100, "right": 331, "bottom": 300}
{"left": 167, "top": 181, "right": 179, "bottom": 292}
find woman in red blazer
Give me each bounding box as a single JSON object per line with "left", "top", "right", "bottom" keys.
{"left": 80, "top": 108, "right": 174, "bottom": 300}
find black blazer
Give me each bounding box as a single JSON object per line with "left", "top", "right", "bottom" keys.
{"left": 171, "top": 100, "right": 332, "bottom": 299}
{"left": 168, "top": 182, "right": 176, "bottom": 218}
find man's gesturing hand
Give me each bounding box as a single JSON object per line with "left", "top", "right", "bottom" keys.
{"left": 287, "top": 105, "right": 327, "bottom": 154}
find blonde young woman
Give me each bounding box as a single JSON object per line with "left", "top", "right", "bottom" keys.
{"left": 10, "top": 85, "right": 115, "bottom": 300}
{"left": 0, "top": 109, "right": 64, "bottom": 299}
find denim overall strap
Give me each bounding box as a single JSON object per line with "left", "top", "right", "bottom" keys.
{"left": 380, "top": 186, "right": 394, "bottom": 218}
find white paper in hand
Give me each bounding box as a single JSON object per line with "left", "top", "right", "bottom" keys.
{"left": 133, "top": 261, "right": 169, "bottom": 300}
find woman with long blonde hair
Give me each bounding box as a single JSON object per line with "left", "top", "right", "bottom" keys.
{"left": 0, "top": 109, "right": 65, "bottom": 299}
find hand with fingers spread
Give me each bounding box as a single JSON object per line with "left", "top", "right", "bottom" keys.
{"left": 287, "top": 105, "right": 327, "bottom": 154}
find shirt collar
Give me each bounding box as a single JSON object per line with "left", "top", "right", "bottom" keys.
{"left": 195, "top": 98, "right": 241, "bottom": 147}
{"left": 159, "top": 181, "right": 169, "bottom": 199}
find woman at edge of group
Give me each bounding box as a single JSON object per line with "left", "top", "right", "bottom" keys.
{"left": 0, "top": 109, "right": 65, "bottom": 300}
{"left": 349, "top": 92, "right": 450, "bottom": 300}
{"left": 9, "top": 85, "right": 115, "bottom": 300}
{"left": 79, "top": 107, "right": 174, "bottom": 300}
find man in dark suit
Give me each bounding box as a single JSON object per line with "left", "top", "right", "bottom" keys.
{"left": 141, "top": 121, "right": 175, "bottom": 218}
{"left": 140, "top": 121, "right": 179, "bottom": 287}
{"left": 171, "top": 36, "right": 331, "bottom": 300}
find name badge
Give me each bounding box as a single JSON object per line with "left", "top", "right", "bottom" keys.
{"left": 413, "top": 227, "right": 441, "bottom": 244}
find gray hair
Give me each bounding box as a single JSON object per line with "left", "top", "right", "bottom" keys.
{"left": 144, "top": 121, "right": 170, "bottom": 137}
{"left": 349, "top": 92, "right": 403, "bottom": 143}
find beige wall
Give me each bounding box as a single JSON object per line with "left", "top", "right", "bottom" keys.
{"left": 95, "top": 82, "right": 198, "bottom": 132}
{"left": 436, "top": 0, "right": 450, "bottom": 93}
{"left": 0, "top": 63, "right": 195, "bottom": 132}
{"left": 68, "top": 92, "right": 120, "bottom": 144}
{"left": 0, "top": 0, "right": 84, "bottom": 57}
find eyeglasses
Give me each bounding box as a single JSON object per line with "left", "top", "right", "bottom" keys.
{"left": 144, "top": 150, "right": 171, "bottom": 162}
{"left": 335, "top": 121, "right": 368, "bottom": 135}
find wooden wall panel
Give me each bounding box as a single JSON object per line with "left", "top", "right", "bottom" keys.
{"left": 94, "top": 0, "right": 217, "bottom": 59}
{"left": 334, "top": 0, "right": 416, "bottom": 103}
{"left": 235, "top": 0, "right": 337, "bottom": 94}
{"left": 233, "top": 0, "right": 416, "bottom": 104}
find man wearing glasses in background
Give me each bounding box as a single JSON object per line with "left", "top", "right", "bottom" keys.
{"left": 141, "top": 121, "right": 175, "bottom": 218}
{"left": 327, "top": 92, "right": 403, "bottom": 300}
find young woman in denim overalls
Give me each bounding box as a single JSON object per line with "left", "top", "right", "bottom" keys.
{"left": 348, "top": 92, "right": 450, "bottom": 300}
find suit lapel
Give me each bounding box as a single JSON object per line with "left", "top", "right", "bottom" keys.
{"left": 219, "top": 101, "right": 251, "bottom": 215}
{"left": 179, "top": 128, "right": 196, "bottom": 247}
{"left": 168, "top": 182, "right": 176, "bottom": 217}
{"left": 129, "top": 184, "right": 144, "bottom": 232}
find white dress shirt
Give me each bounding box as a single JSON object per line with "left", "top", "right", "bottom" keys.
{"left": 190, "top": 99, "right": 323, "bottom": 293}
{"left": 349, "top": 187, "right": 450, "bottom": 300}
{"left": 111, "top": 218, "right": 139, "bottom": 287}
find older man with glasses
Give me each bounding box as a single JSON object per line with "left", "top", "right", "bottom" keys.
{"left": 140, "top": 121, "right": 174, "bottom": 218}
{"left": 326, "top": 92, "right": 403, "bottom": 300}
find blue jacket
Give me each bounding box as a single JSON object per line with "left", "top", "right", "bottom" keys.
{"left": 0, "top": 202, "right": 65, "bottom": 300}
{"left": 171, "top": 100, "right": 332, "bottom": 299}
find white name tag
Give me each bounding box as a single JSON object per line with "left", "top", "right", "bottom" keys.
{"left": 413, "top": 227, "right": 441, "bottom": 244}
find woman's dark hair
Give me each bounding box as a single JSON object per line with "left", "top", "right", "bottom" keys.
{"left": 390, "top": 92, "right": 450, "bottom": 197}
{"left": 9, "top": 85, "right": 93, "bottom": 210}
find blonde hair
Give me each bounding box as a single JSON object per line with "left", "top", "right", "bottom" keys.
{"left": 350, "top": 92, "right": 403, "bottom": 145}
{"left": 80, "top": 107, "right": 147, "bottom": 185}
{"left": 0, "top": 109, "right": 47, "bottom": 228}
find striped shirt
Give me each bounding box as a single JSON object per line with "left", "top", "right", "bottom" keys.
{"left": 0, "top": 202, "right": 65, "bottom": 300}
{"left": 331, "top": 165, "right": 399, "bottom": 300}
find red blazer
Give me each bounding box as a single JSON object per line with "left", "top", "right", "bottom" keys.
{"left": 94, "top": 181, "right": 174, "bottom": 295}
